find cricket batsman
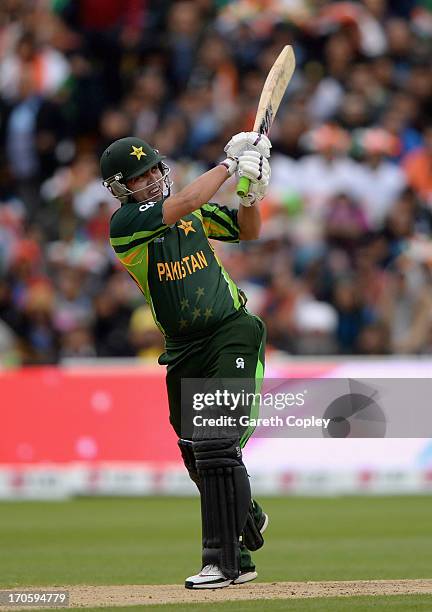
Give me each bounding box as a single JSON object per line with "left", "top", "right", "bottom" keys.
{"left": 100, "top": 132, "right": 270, "bottom": 588}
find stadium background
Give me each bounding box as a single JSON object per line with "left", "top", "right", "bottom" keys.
{"left": 1, "top": 0, "right": 431, "bottom": 498}
{"left": 1, "top": 2, "right": 432, "bottom": 609}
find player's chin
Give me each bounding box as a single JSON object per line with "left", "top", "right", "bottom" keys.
{"left": 146, "top": 186, "right": 163, "bottom": 200}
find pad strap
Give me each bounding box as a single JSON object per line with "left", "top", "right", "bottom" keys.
{"left": 178, "top": 439, "right": 201, "bottom": 491}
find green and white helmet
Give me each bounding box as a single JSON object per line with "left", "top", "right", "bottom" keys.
{"left": 100, "top": 136, "right": 172, "bottom": 204}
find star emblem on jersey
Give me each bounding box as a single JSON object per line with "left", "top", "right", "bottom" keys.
{"left": 195, "top": 287, "right": 205, "bottom": 302}
{"left": 177, "top": 219, "right": 196, "bottom": 236}
{"left": 203, "top": 307, "right": 212, "bottom": 322}
{"left": 180, "top": 298, "right": 189, "bottom": 311}
{"left": 179, "top": 318, "right": 188, "bottom": 330}
{"left": 191, "top": 307, "right": 201, "bottom": 322}
{"left": 130, "top": 145, "right": 146, "bottom": 160}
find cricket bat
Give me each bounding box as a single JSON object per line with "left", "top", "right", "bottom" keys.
{"left": 236, "top": 45, "right": 296, "bottom": 197}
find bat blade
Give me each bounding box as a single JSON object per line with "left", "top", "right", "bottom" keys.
{"left": 236, "top": 45, "right": 296, "bottom": 197}
{"left": 254, "top": 45, "right": 296, "bottom": 135}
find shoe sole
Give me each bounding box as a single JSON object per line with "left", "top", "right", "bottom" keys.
{"left": 232, "top": 570, "right": 258, "bottom": 584}
{"left": 185, "top": 578, "right": 233, "bottom": 589}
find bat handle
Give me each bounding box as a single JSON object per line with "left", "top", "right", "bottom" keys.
{"left": 236, "top": 176, "right": 250, "bottom": 198}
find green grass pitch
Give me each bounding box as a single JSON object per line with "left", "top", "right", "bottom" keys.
{"left": 31, "top": 598, "right": 432, "bottom": 611}
{"left": 0, "top": 495, "right": 431, "bottom": 610}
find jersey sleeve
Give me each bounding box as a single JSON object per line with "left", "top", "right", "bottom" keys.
{"left": 110, "top": 199, "right": 169, "bottom": 265}
{"left": 200, "top": 202, "right": 240, "bottom": 243}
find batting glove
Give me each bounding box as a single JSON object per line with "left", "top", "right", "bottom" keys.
{"left": 238, "top": 150, "right": 270, "bottom": 183}
{"left": 219, "top": 155, "right": 238, "bottom": 177}
{"left": 239, "top": 181, "right": 268, "bottom": 207}
{"left": 238, "top": 151, "right": 271, "bottom": 207}
{"left": 224, "top": 132, "right": 272, "bottom": 158}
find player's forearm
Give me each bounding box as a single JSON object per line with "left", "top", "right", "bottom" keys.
{"left": 163, "top": 165, "right": 229, "bottom": 225}
{"left": 238, "top": 204, "right": 261, "bottom": 240}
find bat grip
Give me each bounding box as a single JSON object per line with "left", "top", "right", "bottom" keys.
{"left": 236, "top": 176, "right": 250, "bottom": 198}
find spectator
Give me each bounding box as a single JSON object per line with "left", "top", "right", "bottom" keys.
{"left": 59, "top": 326, "right": 96, "bottom": 360}
{"left": 404, "top": 126, "right": 432, "bottom": 206}
{"left": 380, "top": 257, "right": 432, "bottom": 353}
{"left": 325, "top": 192, "right": 369, "bottom": 255}
{"left": 357, "top": 321, "right": 391, "bottom": 355}
{"left": 0, "top": 31, "right": 70, "bottom": 102}
{"left": 17, "top": 282, "right": 58, "bottom": 364}
{"left": 332, "top": 278, "right": 372, "bottom": 353}
{"left": 298, "top": 124, "right": 357, "bottom": 218}
{"left": 128, "top": 306, "right": 165, "bottom": 361}
{"left": 351, "top": 127, "right": 406, "bottom": 227}
{"left": 92, "top": 283, "right": 134, "bottom": 357}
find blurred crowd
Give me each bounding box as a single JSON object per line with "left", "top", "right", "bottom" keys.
{"left": 0, "top": 0, "right": 432, "bottom": 364}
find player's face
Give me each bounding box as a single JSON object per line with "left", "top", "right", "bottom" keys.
{"left": 127, "top": 165, "right": 164, "bottom": 202}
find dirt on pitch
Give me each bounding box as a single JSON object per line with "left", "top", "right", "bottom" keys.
{"left": 2, "top": 580, "right": 432, "bottom": 609}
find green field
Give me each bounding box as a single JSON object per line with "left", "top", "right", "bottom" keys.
{"left": 14, "top": 598, "right": 432, "bottom": 612}
{"left": 29, "top": 598, "right": 432, "bottom": 611}
{"left": 0, "top": 495, "right": 431, "bottom": 610}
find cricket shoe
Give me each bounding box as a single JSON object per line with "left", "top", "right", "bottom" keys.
{"left": 185, "top": 564, "right": 233, "bottom": 589}
{"left": 235, "top": 543, "right": 258, "bottom": 585}
{"left": 232, "top": 566, "right": 258, "bottom": 584}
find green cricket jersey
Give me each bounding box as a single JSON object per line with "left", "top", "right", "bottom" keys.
{"left": 110, "top": 197, "right": 246, "bottom": 339}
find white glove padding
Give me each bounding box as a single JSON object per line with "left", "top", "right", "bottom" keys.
{"left": 237, "top": 150, "right": 271, "bottom": 185}
{"left": 219, "top": 155, "right": 238, "bottom": 176}
{"left": 238, "top": 152, "right": 271, "bottom": 207}
{"left": 239, "top": 180, "right": 268, "bottom": 207}
{"left": 224, "top": 132, "right": 271, "bottom": 158}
